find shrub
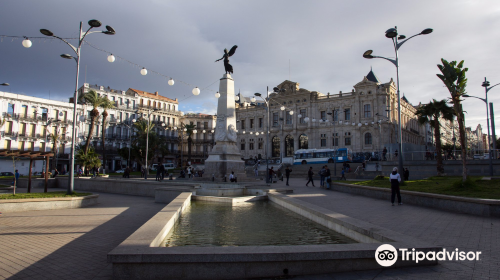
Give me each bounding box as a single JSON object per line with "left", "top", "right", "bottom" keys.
{"left": 451, "top": 177, "right": 477, "bottom": 189}
{"left": 374, "top": 175, "right": 386, "bottom": 180}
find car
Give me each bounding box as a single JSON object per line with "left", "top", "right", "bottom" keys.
{"left": 114, "top": 169, "right": 125, "bottom": 173}
{"left": 483, "top": 153, "right": 490, "bottom": 160}
{"left": 1, "top": 172, "right": 14, "bottom": 176}
{"left": 473, "top": 154, "right": 484, "bottom": 160}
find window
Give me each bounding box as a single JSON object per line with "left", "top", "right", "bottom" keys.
{"left": 320, "top": 111, "right": 326, "bottom": 121}
{"left": 300, "top": 109, "right": 306, "bottom": 124}
{"left": 250, "top": 119, "right": 254, "bottom": 128}
{"left": 299, "top": 134, "right": 308, "bottom": 149}
{"left": 273, "top": 112, "right": 279, "bottom": 126}
{"left": 7, "top": 103, "right": 14, "bottom": 116}
{"left": 167, "top": 117, "right": 171, "bottom": 125}
{"left": 333, "top": 138, "right": 339, "bottom": 146}
{"left": 204, "top": 122, "right": 208, "bottom": 129}
{"left": 119, "top": 98, "right": 123, "bottom": 105}
{"left": 286, "top": 111, "right": 292, "bottom": 125}
{"left": 344, "top": 109, "right": 351, "bottom": 121}
{"left": 240, "top": 140, "right": 245, "bottom": 150}
{"left": 119, "top": 112, "right": 123, "bottom": 122}
{"left": 364, "top": 104, "right": 371, "bottom": 118}
{"left": 22, "top": 105, "right": 28, "bottom": 117}
{"left": 333, "top": 110, "right": 339, "bottom": 121}
{"left": 345, "top": 137, "right": 351, "bottom": 145}
{"left": 249, "top": 142, "right": 254, "bottom": 150}
{"left": 321, "top": 139, "right": 326, "bottom": 147}
{"left": 241, "top": 120, "right": 246, "bottom": 130}
{"left": 365, "top": 133, "right": 372, "bottom": 145}
{"left": 5, "top": 140, "right": 11, "bottom": 150}
{"left": 272, "top": 136, "right": 280, "bottom": 157}
{"left": 41, "top": 108, "right": 48, "bottom": 121}
{"left": 132, "top": 100, "right": 136, "bottom": 108}
{"left": 54, "top": 109, "right": 59, "bottom": 120}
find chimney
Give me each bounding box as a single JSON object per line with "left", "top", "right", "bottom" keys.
{"left": 155, "top": 91, "right": 159, "bottom": 96}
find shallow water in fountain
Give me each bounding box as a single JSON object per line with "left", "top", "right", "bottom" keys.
{"left": 162, "top": 201, "right": 357, "bottom": 247}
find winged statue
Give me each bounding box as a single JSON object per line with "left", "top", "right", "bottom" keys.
{"left": 215, "top": 45, "right": 238, "bottom": 74}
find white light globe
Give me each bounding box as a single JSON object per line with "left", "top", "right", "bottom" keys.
{"left": 211, "top": 130, "right": 214, "bottom": 133}
{"left": 140, "top": 68, "right": 147, "bottom": 75}
{"left": 251, "top": 97, "right": 256, "bottom": 103}
{"left": 297, "top": 114, "right": 302, "bottom": 118}
{"left": 304, "top": 117, "right": 310, "bottom": 122}
{"left": 184, "top": 128, "right": 187, "bottom": 132}
{"left": 256, "top": 132, "right": 260, "bottom": 135}
{"left": 193, "top": 129, "right": 197, "bottom": 134}
{"left": 289, "top": 111, "right": 294, "bottom": 115}
{"left": 312, "top": 119, "right": 316, "bottom": 122}
{"left": 280, "top": 106, "right": 285, "bottom": 111}
{"left": 319, "top": 119, "right": 323, "bottom": 123}
{"left": 202, "top": 130, "right": 206, "bottom": 133}
{"left": 352, "top": 123, "right": 355, "bottom": 126}
{"left": 358, "top": 123, "right": 362, "bottom": 127}
{"left": 235, "top": 95, "right": 240, "bottom": 101}
{"left": 22, "top": 38, "right": 32, "bottom": 48}
{"left": 215, "top": 92, "right": 220, "bottom": 98}
{"left": 250, "top": 132, "right": 253, "bottom": 134}
{"left": 168, "top": 78, "right": 174, "bottom": 86}
{"left": 339, "top": 121, "right": 343, "bottom": 124}
{"left": 192, "top": 87, "right": 200, "bottom": 96}
{"left": 107, "top": 54, "right": 115, "bottom": 63}
{"left": 243, "top": 131, "right": 246, "bottom": 134}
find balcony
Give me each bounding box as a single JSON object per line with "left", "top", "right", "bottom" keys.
{"left": 136, "top": 104, "right": 182, "bottom": 116}
{"left": 4, "top": 131, "right": 18, "bottom": 138}
{"left": 2, "top": 112, "right": 20, "bottom": 119}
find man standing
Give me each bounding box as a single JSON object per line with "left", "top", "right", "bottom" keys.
{"left": 156, "top": 166, "right": 161, "bottom": 181}
{"left": 306, "top": 167, "right": 315, "bottom": 187}
{"left": 383, "top": 147, "right": 388, "bottom": 161}
{"left": 319, "top": 166, "right": 326, "bottom": 188}
{"left": 324, "top": 166, "right": 331, "bottom": 189}
{"left": 268, "top": 167, "right": 275, "bottom": 183}
{"left": 14, "top": 169, "right": 20, "bottom": 187}
{"left": 254, "top": 165, "right": 259, "bottom": 178}
{"left": 404, "top": 168, "right": 409, "bottom": 181}
{"left": 285, "top": 166, "right": 292, "bottom": 186}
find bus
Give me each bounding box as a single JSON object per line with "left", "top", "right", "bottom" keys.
{"left": 293, "top": 149, "right": 336, "bottom": 165}
{"left": 335, "top": 148, "right": 353, "bottom": 163}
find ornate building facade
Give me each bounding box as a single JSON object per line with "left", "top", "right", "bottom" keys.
{"left": 235, "top": 70, "right": 426, "bottom": 160}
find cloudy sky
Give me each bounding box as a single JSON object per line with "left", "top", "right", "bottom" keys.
{"left": 1, "top": 0, "right": 499, "bottom": 136}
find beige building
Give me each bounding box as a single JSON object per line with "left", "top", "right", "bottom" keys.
{"left": 235, "top": 70, "right": 425, "bottom": 160}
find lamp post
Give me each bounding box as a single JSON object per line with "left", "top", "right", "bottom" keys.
{"left": 363, "top": 26, "right": 433, "bottom": 182}
{"left": 327, "top": 110, "right": 338, "bottom": 176}
{"left": 117, "top": 118, "right": 136, "bottom": 169}
{"left": 253, "top": 89, "right": 271, "bottom": 183}
{"left": 142, "top": 109, "right": 159, "bottom": 179}
{"left": 463, "top": 92, "right": 497, "bottom": 176}
{"left": 40, "top": 19, "right": 115, "bottom": 194}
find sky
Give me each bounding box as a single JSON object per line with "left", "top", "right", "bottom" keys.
{"left": 1, "top": 0, "right": 500, "bottom": 137}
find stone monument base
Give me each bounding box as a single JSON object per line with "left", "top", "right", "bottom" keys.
{"left": 202, "top": 142, "right": 249, "bottom": 182}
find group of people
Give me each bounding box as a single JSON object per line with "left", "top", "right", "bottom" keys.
{"left": 382, "top": 147, "right": 398, "bottom": 161}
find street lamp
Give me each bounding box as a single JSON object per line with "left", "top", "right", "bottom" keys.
{"left": 40, "top": 19, "right": 115, "bottom": 194}
{"left": 363, "top": 26, "right": 432, "bottom": 182}
{"left": 142, "top": 109, "right": 159, "bottom": 179}
{"left": 327, "top": 110, "right": 338, "bottom": 176}
{"left": 463, "top": 88, "right": 498, "bottom": 175}
{"left": 0, "top": 83, "right": 9, "bottom": 86}
{"left": 254, "top": 91, "right": 270, "bottom": 183}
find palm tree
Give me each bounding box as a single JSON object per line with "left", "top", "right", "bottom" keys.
{"left": 181, "top": 123, "right": 197, "bottom": 163}
{"left": 76, "top": 146, "right": 101, "bottom": 176}
{"left": 437, "top": 59, "right": 469, "bottom": 182}
{"left": 131, "top": 119, "right": 156, "bottom": 170}
{"left": 49, "top": 129, "right": 62, "bottom": 171}
{"left": 416, "top": 99, "right": 455, "bottom": 175}
{"left": 100, "top": 98, "right": 116, "bottom": 171}
{"left": 80, "top": 90, "right": 105, "bottom": 154}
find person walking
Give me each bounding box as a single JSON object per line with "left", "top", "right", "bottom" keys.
{"left": 53, "top": 168, "right": 59, "bottom": 178}
{"left": 319, "top": 166, "right": 326, "bottom": 188}
{"left": 389, "top": 167, "right": 402, "bottom": 206}
{"left": 306, "top": 167, "right": 315, "bottom": 187}
{"left": 324, "top": 166, "right": 331, "bottom": 189}
{"left": 394, "top": 150, "right": 399, "bottom": 159}
{"left": 285, "top": 166, "right": 292, "bottom": 186}
{"left": 383, "top": 147, "right": 387, "bottom": 161}
{"left": 404, "top": 168, "right": 409, "bottom": 181}
{"left": 160, "top": 164, "right": 166, "bottom": 181}
{"left": 155, "top": 166, "right": 161, "bottom": 181}
{"left": 14, "top": 169, "right": 20, "bottom": 187}
{"left": 254, "top": 165, "right": 259, "bottom": 178}
{"left": 268, "top": 167, "right": 275, "bottom": 183}
{"left": 187, "top": 167, "right": 192, "bottom": 179}
{"left": 340, "top": 168, "right": 346, "bottom": 180}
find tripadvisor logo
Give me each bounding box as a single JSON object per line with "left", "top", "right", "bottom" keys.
{"left": 375, "top": 244, "right": 482, "bottom": 267}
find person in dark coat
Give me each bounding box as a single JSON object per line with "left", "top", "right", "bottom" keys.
{"left": 404, "top": 168, "right": 409, "bottom": 181}
{"left": 156, "top": 165, "right": 161, "bottom": 181}
{"left": 268, "top": 167, "right": 275, "bottom": 182}
{"left": 389, "top": 167, "right": 402, "bottom": 206}
{"left": 285, "top": 166, "right": 292, "bottom": 186}
{"left": 306, "top": 167, "right": 315, "bottom": 187}
{"left": 324, "top": 166, "right": 331, "bottom": 189}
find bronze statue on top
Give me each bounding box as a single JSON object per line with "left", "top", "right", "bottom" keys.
{"left": 215, "top": 45, "right": 238, "bottom": 74}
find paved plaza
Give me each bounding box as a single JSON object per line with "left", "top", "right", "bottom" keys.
{"left": 0, "top": 179, "right": 499, "bottom": 280}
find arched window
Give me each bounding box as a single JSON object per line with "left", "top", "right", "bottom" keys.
{"left": 285, "top": 135, "right": 294, "bottom": 157}
{"left": 299, "top": 134, "right": 308, "bottom": 149}
{"left": 272, "top": 136, "right": 280, "bottom": 157}
{"left": 365, "top": 133, "right": 372, "bottom": 145}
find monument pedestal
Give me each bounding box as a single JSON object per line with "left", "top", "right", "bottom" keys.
{"left": 202, "top": 73, "right": 248, "bottom": 181}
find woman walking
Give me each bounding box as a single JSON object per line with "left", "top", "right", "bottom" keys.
{"left": 389, "top": 167, "right": 402, "bottom": 206}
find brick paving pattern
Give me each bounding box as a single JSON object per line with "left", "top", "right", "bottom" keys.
{"left": 0, "top": 178, "right": 499, "bottom": 280}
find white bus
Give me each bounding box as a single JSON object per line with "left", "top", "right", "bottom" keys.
{"left": 293, "top": 149, "right": 336, "bottom": 165}
{"left": 151, "top": 163, "right": 176, "bottom": 171}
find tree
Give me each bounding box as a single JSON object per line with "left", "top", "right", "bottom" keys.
{"left": 416, "top": 99, "right": 455, "bottom": 175}
{"left": 80, "top": 90, "right": 105, "bottom": 153}
{"left": 130, "top": 119, "right": 157, "bottom": 170}
{"left": 180, "top": 123, "right": 197, "bottom": 163}
{"left": 48, "top": 129, "right": 62, "bottom": 171}
{"left": 75, "top": 146, "right": 101, "bottom": 175}
{"left": 99, "top": 97, "right": 116, "bottom": 171}
{"left": 437, "top": 59, "right": 469, "bottom": 183}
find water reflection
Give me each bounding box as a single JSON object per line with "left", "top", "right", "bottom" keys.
{"left": 163, "top": 201, "right": 356, "bottom": 247}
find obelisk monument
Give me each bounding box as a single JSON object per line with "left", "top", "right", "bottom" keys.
{"left": 204, "top": 73, "right": 247, "bottom": 180}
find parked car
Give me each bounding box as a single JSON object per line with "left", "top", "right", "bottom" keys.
{"left": 473, "top": 154, "right": 484, "bottom": 160}
{"left": 114, "top": 169, "right": 125, "bottom": 173}
{"left": 352, "top": 153, "right": 366, "bottom": 163}
{"left": 0, "top": 172, "right": 14, "bottom": 176}
{"left": 483, "top": 153, "right": 490, "bottom": 160}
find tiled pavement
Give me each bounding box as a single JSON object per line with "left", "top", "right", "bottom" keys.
{"left": 0, "top": 179, "right": 499, "bottom": 280}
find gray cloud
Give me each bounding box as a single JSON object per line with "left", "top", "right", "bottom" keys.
{"left": 0, "top": 0, "right": 499, "bottom": 136}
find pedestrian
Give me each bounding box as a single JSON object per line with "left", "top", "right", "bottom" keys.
{"left": 268, "top": 167, "right": 275, "bottom": 182}
{"left": 389, "top": 167, "right": 402, "bottom": 206}
{"left": 346, "top": 163, "right": 351, "bottom": 173}
{"left": 383, "top": 147, "right": 387, "bottom": 161}
{"left": 156, "top": 165, "right": 161, "bottom": 181}
{"left": 229, "top": 171, "right": 236, "bottom": 182}
{"left": 394, "top": 150, "right": 398, "bottom": 159}
{"left": 141, "top": 166, "right": 145, "bottom": 178}
{"left": 306, "top": 167, "right": 315, "bottom": 187}
{"left": 14, "top": 169, "right": 20, "bottom": 187}
{"left": 254, "top": 165, "right": 259, "bottom": 178}
{"left": 285, "top": 166, "right": 292, "bottom": 186}
{"left": 92, "top": 167, "right": 96, "bottom": 178}
{"left": 124, "top": 166, "right": 130, "bottom": 178}
{"left": 340, "top": 168, "right": 346, "bottom": 180}
{"left": 187, "top": 167, "right": 192, "bottom": 179}
{"left": 324, "top": 166, "right": 331, "bottom": 189}
{"left": 404, "top": 168, "right": 409, "bottom": 181}
{"left": 53, "top": 168, "right": 59, "bottom": 178}
{"left": 319, "top": 165, "right": 326, "bottom": 187}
